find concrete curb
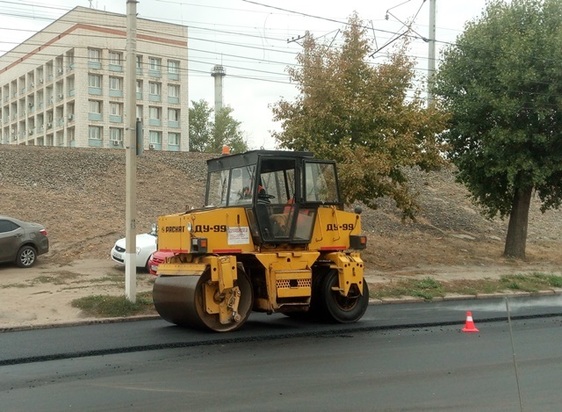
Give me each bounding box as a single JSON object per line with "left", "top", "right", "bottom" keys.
{"left": 2, "top": 289, "right": 560, "bottom": 333}
{"left": 0, "top": 315, "right": 161, "bottom": 333}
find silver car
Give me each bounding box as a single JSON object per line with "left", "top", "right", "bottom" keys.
{"left": 0, "top": 215, "right": 49, "bottom": 267}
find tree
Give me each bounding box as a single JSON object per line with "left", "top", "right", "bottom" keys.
{"left": 188, "top": 99, "right": 213, "bottom": 152}
{"left": 271, "top": 14, "right": 448, "bottom": 218}
{"left": 213, "top": 106, "right": 248, "bottom": 154}
{"left": 189, "top": 99, "right": 249, "bottom": 153}
{"left": 433, "top": 0, "right": 562, "bottom": 259}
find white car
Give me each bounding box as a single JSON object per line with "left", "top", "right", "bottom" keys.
{"left": 110, "top": 229, "right": 157, "bottom": 272}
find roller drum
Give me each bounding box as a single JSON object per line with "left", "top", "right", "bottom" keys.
{"left": 153, "top": 269, "right": 254, "bottom": 332}
{"left": 153, "top": 275, "right": 204, "bottom": 329}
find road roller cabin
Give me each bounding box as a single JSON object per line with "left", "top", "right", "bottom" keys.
{"left": 152, "top": 150, "right": 369, "bottom": 332}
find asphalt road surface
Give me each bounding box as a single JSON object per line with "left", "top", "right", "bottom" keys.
{"left": 1, "top": 296, "right": 562, "bottom": 411}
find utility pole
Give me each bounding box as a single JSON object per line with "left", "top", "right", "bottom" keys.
{"left": 427, "top": 0, "right": 436, "bottom": 106}
{"left": 125, "top": 0, "right": 138, "bottom": 302}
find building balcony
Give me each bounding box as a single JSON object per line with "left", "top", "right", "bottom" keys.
{"left": 88, "top": 113, "right": 102, "bottom": 121}
{"left": 88, "top": 87, "right": 102, "bottom": 96}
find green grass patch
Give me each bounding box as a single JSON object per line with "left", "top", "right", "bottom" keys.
{"left": 500, "top": 273, "right": 562, "bottom": 293}
{"left": 71, "top": 292, "right": 156, "bottom": 318}
{"left": 370, "top": 273, "right": 562, "bottom": 301}
{"left": 371, "top": 276, "right": 445, "bottom": 300}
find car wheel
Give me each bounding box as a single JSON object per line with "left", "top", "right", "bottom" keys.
{"left": 16, "top": 245, "right": 37, "bottom": 268}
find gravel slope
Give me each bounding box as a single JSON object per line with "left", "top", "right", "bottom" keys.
{"left": 1, "top": 145, "right": 562, "bottom": 271}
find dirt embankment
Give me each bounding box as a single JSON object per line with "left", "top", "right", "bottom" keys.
{"left": 1, "top": 144, "right": 562, "bottom": 273}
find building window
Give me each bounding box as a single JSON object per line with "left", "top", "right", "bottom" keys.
{"left": 109, "top": 51, "right": 123, "bottom": 72}
{"left": 149, "top": 57, "right": 161, "bottom": 71}
{"left": 149, "top": 106, "right": 161, "bottom": 126}
{"left": 66, "top": 49, "right": 75, "bottom": 69}
{"left": 110, "top": 127, "right": 123, "bottom": 142}
{"left": 136, "top": 80, "right": 143, "bottom": 99}
{"left": 67, "top": 76, "right": 75, "bottom": 96}
{"left": 109, "top": 76, "right": 123, "bottom": 97}
{"left": 149, "top": 82, "right": 161, "bottom": 102}
{"left": 88, "top": 74, "right": 101, "bottom": 88}
{"left": 89, "top": 100, "right": 102, "bottom": 114}
{"left": 149, "top": 82, "right": 161, "bottom": 95}
{"left": 168, "top": 60, "right": 179, "bottom": 74}
{"left": 168, "top": 84, "right": 180, "bottom": 104}
{"left": 110, "top": 103, "right": 123, "bottom": 123}
{"left": 168, "top": 60, "right": 180, "bottom": 80}
{"left": 109, "top": 77, "right": 122, "bottom": 91}
{"left": 88, "top": 48, "right": 101, "bottom": 62}
{"left": 136, "top": 105, "right": 143, "bottom": 120}
{"left": 88, "top": 48, "right": 102, "bottom": 70}
{"left": 168, "top": 84, "right": 179, "bottom": 98}
{"left": 148, "top": 57, "right": 161, "bottom": 78}
{"left": 110, "top": 102, "right": 122, "bottom": 116}
{"left": 149, "top": 106, "right": 161, "bottom": 120}
{"left": 88, "top": 100, "right": 102, "bottom": 121}
{"left": 149, "top": 131, "right": 162, "bottom": 144}
{"left": 136, "top": 55, "right": 143, "bottom": 69}
{"left": 88, "top": 74, "right": 102, "bottom": 95}
{"left": 168, "top": 132, "right": 180, "bottom": 146}
{"left": 168, "top": 108, "right": 179, "bottom": 121}
{"left": 109, "top": 51, "right": 122, "bottom": 65}
{"left": 89, "top": 126, "right": 102, "bottom": 140}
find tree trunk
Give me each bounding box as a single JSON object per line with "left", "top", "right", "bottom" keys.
{"left": 503, "top": 186, "right": 533, "bottom": 259}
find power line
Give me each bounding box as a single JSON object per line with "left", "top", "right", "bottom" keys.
{"left": 0, "top": 0, "right": 459, "bottom": 66}
{"left": 2, "top": 1, "right": 557, "bottom": 95}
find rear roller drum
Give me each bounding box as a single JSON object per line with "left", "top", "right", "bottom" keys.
{"left": 153, "top": 268, "right": 253, "bottom": 332}
{"left": 317, "top": 269, "right": 369, "bottom": 323}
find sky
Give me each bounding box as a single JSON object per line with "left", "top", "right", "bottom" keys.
{"left": 0, "top": 0, "right": 490, "bottom": 149}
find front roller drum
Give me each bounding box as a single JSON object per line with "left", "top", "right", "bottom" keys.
{"left": 153, "top": 268, "right": 254, "bottom": 332}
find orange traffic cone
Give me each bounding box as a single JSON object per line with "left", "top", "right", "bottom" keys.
{"left": 462, "top": 311, "right": 479, "bottom": 333}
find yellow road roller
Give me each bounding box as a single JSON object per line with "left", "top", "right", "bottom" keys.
{"left": 153, "top": 150, "right": 368, "bottom": 332}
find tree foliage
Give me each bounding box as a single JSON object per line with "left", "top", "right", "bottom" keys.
{"left": 189, "top": 99, "right": 213, "bottom": 153}
{"left": 189, "top": 99, "right": 249, "bottom": 153}
{"left": 433, "top": 0, "right": 562, "bottom": 258}
{"left": 271, "top": 14, "right": 448, "bottom": 218}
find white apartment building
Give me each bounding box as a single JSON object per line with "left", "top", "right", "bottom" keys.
{"left": 0, "top": 6, "right": 189, "bottom": 151}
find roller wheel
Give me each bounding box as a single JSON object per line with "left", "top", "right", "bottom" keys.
{"left": 317, "top": 269, "right": 369, "bottom": 323}
{"left": 153, "top": 268, "right": 253, "bottom": 332}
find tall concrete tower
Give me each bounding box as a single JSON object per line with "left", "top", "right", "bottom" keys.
{"left": 211, "top": 64, "right": 226, "bottom": 116}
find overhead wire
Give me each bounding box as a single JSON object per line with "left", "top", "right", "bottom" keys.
{"left": 0, "top": 1, "right": 460, "bottom": 62}
{"left": 1, "top": 1, "right": 558, "bottom": 97}
{"left": 0, "top": 2, "right": 446, "bottom": 56}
